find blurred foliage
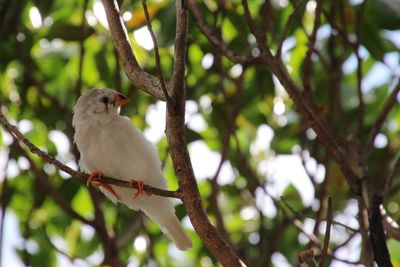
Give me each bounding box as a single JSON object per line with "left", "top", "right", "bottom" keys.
{"left": 0, "top": 0, "right": 400, "bottom": 266}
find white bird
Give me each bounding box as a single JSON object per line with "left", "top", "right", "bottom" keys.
{"left": 72, "top": 88, "right": 192, "bottom": 250}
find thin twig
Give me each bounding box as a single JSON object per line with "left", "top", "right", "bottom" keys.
{"left": 115, "top": 213, "right": 143, "bottom": 248}
{"left": 280, "top": 195, "right": 358, "bottom": 232}
{"left": 141, "top": 0, "right": 170, "bottom": 102}
{"left": 76, "top": 0, "right": 89, "bottom": 99}
{"left": 188, "top": 0, "right": 252, "bottom": 64}
{"left": 338, "top": 0, "right": 348, "bottom": 35}
{"left": 319, "top": 196, "right": 332, "bottom": 267}
{"left": 113, "top": 48, "right": 122, "bottom": 91}
{"left": 233, "top": 134, "right": 322, "bottom": 245}
{"left": 302, "top": 0, "right": 322, "bottom": 93}
{"left": 381, "top": 205, "right": 400, "bottom": 241}
{"left": 241, "top": 0, "right": 267, "bottom": 51}
{"left": 101, "top": 0, "right": 166, "bottom": 101}
{"left": 325, "top": 2, "right": 345, "bottom": 123}
{"left": 299, "top": 250, "right": 317, "bottom": 267}
{"left": 276, "top": 0, "right": 304, "bottom": 57}
{"left": 331, "top": 256, "right": 361, "bottom": 265}
{"left": 273, "top": 192, "right": 321, "bottom": 244}
{"left": 25, "top": 71, "right": 69, "bottom": 115}
{"left": 252, "top": 3, "right": 361, "bottom": 193}
{"left": 332, "top": 231, "right": 358, "bottom": 254}
{"left": 0, "top": 110, "right": 180, "bottom": 199}
{"left": 42, "top": 226, "right": 79, "bottom": 263}
{"left": 209, "top": 137, "right": 232, "bottom": 246}
{"left": 263, "top": 1, "right": 361, "bottom": 195}
{"left": 322, "top": 9, "right": 355, "bottom": 49}
{"left": 354, "top": 0, "right": 368, "bottom": 134}
{"left": 263, "top": 55, "right": 361, "bottom": 194}
{"left": 208, "top": 55, "right": 244, "bottom": 249}
{"left": 384, "top": 155, "right": 400, "bottom": 196}
{"left": 300, "top": 148, "right": 317, "bottom": 188}
{"left": 367, "top": 80, "right": 400, "bottom": 153}
{"left": 12, "top": 141, "right": 96, "bottom": 226}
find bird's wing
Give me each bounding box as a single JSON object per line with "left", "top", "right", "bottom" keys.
{"left": 97, "top": 116, "right": 166, "bottom": 187}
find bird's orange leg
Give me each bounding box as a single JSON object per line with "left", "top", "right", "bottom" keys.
{"left": 129, "top": 179, "right": 150, "bottom": 199}
{"left": 99, "top": 183, "right": 121, "bottom": 201}
{"left": 87, "top": 172, "right": 121, "bottom": 201}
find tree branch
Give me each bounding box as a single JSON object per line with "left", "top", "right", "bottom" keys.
{"left": 241, "top": 0, "right": 267, "bottom": 52}
{"left": 332, "top": 231, "right": 358, "bottom": 256}
{"left": 42, "top": 225, "right": 81, "bottom": 264}
{"left": 232, "top": 134, "right": 322, "bottom": 245}
{"left": 263, "top": 56, "right": 361, "bottom": 194}
{"left": 101, "top": 0, "right": 166, "bottom": 101}
{"left": 185, "top": 3, "right": 366, "bottom": 262}
{"left": 116, "top": 213, "right": 143, "bottom": 248}
{"left": 301, "top": 0, "right": 322, "bottom": 93}
{"left": 209, "top": 140, "right": 233, "bottom": 248}
{"left": 358, "top": 199, "right": 374, "bottom": 267}
{"left": 354, "top": 0, "right": 368, "bottom": 134}
{"left": 368, "top": 195, "right": 393, "bottom": 267}
{"left": 384, "top": 155, "right": 400, "bottom": 196}
{"left": 381, "top": 206, "right": 400, "bottom": 241}
{"left": 164, "top": 1, "right": 243, "bottom": 266}
{"left": 170, "top": 0, "right": 188, "bottom": 99}
{"left": 367, "top": 80, "right": 400, "bottom": 153}
{"left": 0, "top": 109, "right": 180, "bottom": 199}
{"left": 322, "top": 9, "right": 356, "bottom": 49}
{"left": 141, "top": 0, "right": 170, "bottom": 102}
{"left": 25, "top": 71, "right": 70, "bottom": 115}
{"left": 188, "top": 0, "right": 254, "bottom": 65}
{"left": 13, "top": 141, "right": 96, "bottom": 226}
{"left": 89, "top": 189, "right": 123, "bottom": 267}
{"left": 319, "top": 196, "right": 332, "bottom": 267}
{"left": 277, "top": 1, "right": 304, "bottom": 57}
{"left": 299, "top": 250, "right": 317, "bottom": 267}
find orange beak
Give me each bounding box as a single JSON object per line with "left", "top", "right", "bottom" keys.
{"left": 114, "top": 93, "right": 129, "bottom": 107}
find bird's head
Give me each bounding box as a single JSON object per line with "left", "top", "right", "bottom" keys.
{"left": 73, "top": 88, "right": 129, "bottom": 126}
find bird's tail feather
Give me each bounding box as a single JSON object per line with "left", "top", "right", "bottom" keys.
{"left": 143, "top": 208, "right": 192, "bottom": 250}
{"left": 163, "top": 215, "right": 192, "bottom": 250}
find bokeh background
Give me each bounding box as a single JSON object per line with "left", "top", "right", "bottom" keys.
{"left": 1, "top": 0, "right": 400, "bottom": 266}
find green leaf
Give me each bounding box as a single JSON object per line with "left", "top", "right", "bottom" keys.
{"left": 364, "top": 0, "right": 400, "bottom": 30}
{"left": 185, "top": 127, "right": 202, "bottom": 143}
{"left": 47, "top": 23, "right": 94, "bottom": 41}
{"left": 71, "top": 187, "right": 94, "bottom": 216}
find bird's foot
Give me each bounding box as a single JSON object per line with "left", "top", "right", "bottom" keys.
{"left": 87, "top": 172, "right": 121, "bottom": 201}
{"left": 129, "top": 179, "right": 150, "bottom": 199}
{"left": 87, "top": 172, "right": 102, "bottom": 186}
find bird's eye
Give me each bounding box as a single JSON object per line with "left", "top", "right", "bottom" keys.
{"left": 100, "top": 97, "right": 109, "bottom": 104}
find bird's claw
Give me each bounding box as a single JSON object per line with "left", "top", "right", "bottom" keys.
{"left": 87, "top": 172, "right": 102, "bottom": 186}
{"left": 99, "top": 183, "right": 121, "bottom": 201}
{"left": 87, "top": 172, "right": 121, "bottom": 201}
{"left": 129, "top": 179, "right": 150, "bottom": 199}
